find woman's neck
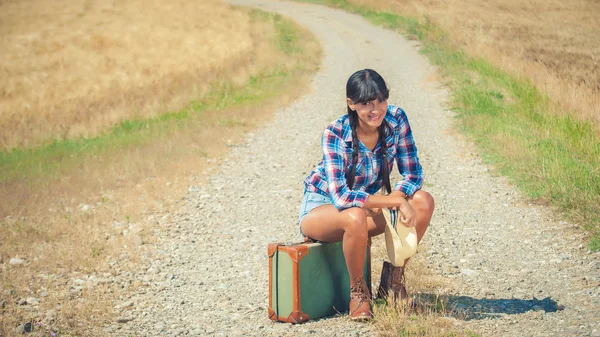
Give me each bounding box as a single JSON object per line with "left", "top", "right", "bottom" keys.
{"left": 356, "top": 121, "right": 379, "bottom": 138}
{"left": 356, "top": 123, "right": 379, "bottom": 151}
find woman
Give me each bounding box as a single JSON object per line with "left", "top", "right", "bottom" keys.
{"left": 299, "top": 69, "right": 435, "bottom": 320}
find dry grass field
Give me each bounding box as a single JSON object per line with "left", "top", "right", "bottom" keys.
{"left": 348, "top": 0, "right": 600, "bottom": 126}
{"left": 0, "top": 0, "right": 321, "bottom": 335}
{"left": 0, "top": 0, "right": 260, "bottom": 150}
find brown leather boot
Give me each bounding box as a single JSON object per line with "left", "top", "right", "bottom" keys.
{"left": 349, "top": 277, "right": 372, "bottom": 321}
{"left": 377, "top": 262, "right": 407, "bottom": 305}
{"left": 390, "top": 266, "right": 407, "bottom": 304}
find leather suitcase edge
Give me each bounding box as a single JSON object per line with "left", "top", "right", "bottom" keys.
{"left": 279, "top": 244, "right": 310, "bottom": 263}
{"left": 268, "top": 242, "right": 283, "bottom": 258}
{"left": 287, "top": 310, "right": 310, "bottom": 324}
{"left": 279, "top": 244, "right": 312, "bottom": 323}
{"left": 268, "top": 242, "right": 284, "bottom": 322}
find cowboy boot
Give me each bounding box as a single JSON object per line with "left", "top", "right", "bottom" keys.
{"left": 390, "top": 266, "right": 407, "bottom": 304}
{"left": 377, "top": 262, "right": 408, "bottom": 305}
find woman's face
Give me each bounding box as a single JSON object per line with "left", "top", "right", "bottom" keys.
{"left": 348, "top": 98, "right": 388, "bottom": 130}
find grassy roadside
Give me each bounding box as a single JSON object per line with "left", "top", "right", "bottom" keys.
{"left": 0, "top": 70, "right": 296, "bottom": 182}
{"left": 299, "top": 0, "right": 600, "bottom": 252}
{"left": 0, "top": 8, "right": 321, "bottom": 336}
{"left": 0, "top": 0, "right": 258, "bottom": 150}
{"left": 0, "top": 9, "right": 311, "bottom": 183}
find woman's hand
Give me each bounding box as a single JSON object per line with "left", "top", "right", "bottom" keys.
{"left": 363, "top": 192, "right": 415, "bottom": 226}
{"left": 398, "top": 200, "right": 416, "bottom": 227}
{"left": 388, "top": 191, "right": 416, "bottom": 227}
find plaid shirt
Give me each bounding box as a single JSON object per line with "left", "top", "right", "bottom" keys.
{"left": 303, "top": 105, "right": 423, "bottom": 210}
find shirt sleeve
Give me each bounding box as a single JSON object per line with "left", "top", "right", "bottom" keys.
{"left": 321, "top": 128, "right": 369, "bottom": 210}
{"left": 393, "top": 109, "right": 424, "bottom": 196}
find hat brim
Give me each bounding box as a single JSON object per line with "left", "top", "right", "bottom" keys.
{"left": 382, "top": 209, "right": 418, "bottom": 267}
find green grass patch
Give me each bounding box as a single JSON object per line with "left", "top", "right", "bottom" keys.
{"left": 297, "top": 0, "right": 600, "bottom": 250}
{"left": 0, "top": 9, "right": 311, "bottom": 183}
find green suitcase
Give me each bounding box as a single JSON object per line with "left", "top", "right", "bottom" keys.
{"left": 268, "top": 241, "right": 371, "bottom": 323}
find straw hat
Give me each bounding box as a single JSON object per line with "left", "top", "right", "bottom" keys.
{"left": 382, "top": 208, "right": 418, "bottom": 267}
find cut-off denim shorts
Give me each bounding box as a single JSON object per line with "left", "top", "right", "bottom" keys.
{"left": 298, "top": 191, "right": 332, "bottom": 236}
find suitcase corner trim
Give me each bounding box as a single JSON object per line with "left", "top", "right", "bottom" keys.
{"left": 268, "top": 243, "right": 307, "bottom": 323}
{"left": 268, "top": 242, "right": 284, "bottom": 258}
{"left": 287, "top": 310, "right": 310, "bottom": 324}
{"left": 268, "top": 306, "right": 310, "bottom": 324}
{"left": 279, "top": 245, "right": 309, "bottom": 263}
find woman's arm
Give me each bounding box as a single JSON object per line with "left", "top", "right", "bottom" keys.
{"left": 393, "top": 108, "right": 423, "bottom": 197}
{"left": 363, "top": 193, "right": 406, "bottom": 209}
{"left": 364, "top": 191, "right": 417, "bottom": 227}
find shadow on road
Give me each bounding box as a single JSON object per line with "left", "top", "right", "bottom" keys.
{"left": 414, "top": 293, "right": 562, "bottom": 320}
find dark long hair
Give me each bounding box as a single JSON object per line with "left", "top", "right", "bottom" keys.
{"left": 346, "top": 69, "right": 392, "bottom": 194}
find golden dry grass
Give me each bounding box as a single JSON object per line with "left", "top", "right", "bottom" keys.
{"left": 0, "top": 1, "right": 322, "bottom": 335}
{"left": 347, "top": 0, "right": 600, "bottom": 127}
{"left": 0, "top": 0, "right": 258, "bottom": 149}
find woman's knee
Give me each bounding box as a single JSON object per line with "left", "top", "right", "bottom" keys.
{"left": 412, "top": 190, "right": 435, "bottom": 215}
{"left": 342, "top": 207, "right": 368, "bottom": 236}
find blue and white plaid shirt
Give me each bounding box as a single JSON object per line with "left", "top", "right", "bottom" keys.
{"left": 303, "top": 105, "right": 424, "bottom": 210}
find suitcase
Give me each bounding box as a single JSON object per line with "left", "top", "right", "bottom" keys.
{"left": 268, "top": 241, "right": 371, "bottom": 323}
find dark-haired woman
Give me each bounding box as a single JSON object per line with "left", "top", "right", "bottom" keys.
{"left": 299, "top": 69, "right": 435, "bottom": 321}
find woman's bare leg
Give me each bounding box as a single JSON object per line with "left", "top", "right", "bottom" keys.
{"left": 301, "top": 206, "right": 387, "bottom": 276}
{"left": 407, "top": 190, "right": 435, "bottom": 243}
{"left": 300, "top": 190, "right": 434, "bottom": 278}
{"left": 301, "top": 206, "right": 370, "bottom": 284}
{"left": 404, "top": 190, "right": 435, "bottom": 265}
{"left": 301, "top": 205, "right": 381, "bottom": 319}
{"left": 300, "top": 190, "right": 434, "bottom": 276}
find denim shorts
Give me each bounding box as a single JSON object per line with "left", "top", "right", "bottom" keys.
{"left": 298, "top": 191, "right": 332, "bottom": 236}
